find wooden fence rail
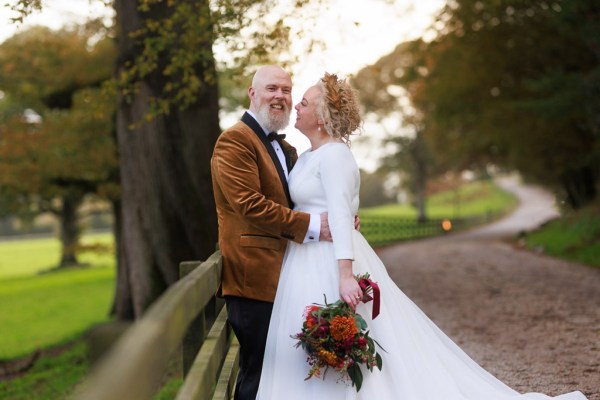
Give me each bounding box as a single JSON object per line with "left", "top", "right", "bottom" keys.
{"left": 72, "top": 250, "right": 238, "bottom": 400}
{"left": 360, "top": 211, "right": 502, "bottom": 246}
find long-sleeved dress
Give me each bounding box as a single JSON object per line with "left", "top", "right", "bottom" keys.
{"left": 256, "top": 142, "right": 587, "bottom": 400}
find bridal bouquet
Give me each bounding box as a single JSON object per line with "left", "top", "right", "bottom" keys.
{"left": 291, "top": 273, "right": 384, "bottom": 392}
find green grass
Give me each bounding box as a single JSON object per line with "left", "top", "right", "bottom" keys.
{"left": 0, "top": 233, "right": 114, "bottom": 279}
{"left": 427, "top": 180, "right": 517, "bottom": 217}
{"left": 525, "top": 203, "right": 600, "bottom": 267}
{"left": 0, "top": 266, "right": 115, "bottom": 360}
{"left": 0, "top": 233, "right": 115, "bottom": 360}
{"left": 359, "top": 179, "right": 517, "bottom": 218}
{"left": 358, "top": 180, "right": 517, "bottom": 245}
{"left": 0, "top": 341, "right": 90, "bottom": 400}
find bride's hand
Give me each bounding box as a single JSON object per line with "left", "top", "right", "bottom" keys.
{"left": 338, "top": 259, "right": 362, "bottom": 309}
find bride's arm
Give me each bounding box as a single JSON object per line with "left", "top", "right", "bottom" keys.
{"left": 319, "top": 145, "right": 362, "bottom": 307}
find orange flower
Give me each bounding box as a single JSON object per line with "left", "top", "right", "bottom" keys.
{"left": 330, "top": 315, "right": 358, "bottom": 342}
{"left": 318, "top": 348, "right": 340, "bottom": 367}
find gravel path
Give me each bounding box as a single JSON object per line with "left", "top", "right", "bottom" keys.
{"left": 376, "top": 176, "right": 600, "bottom": 399}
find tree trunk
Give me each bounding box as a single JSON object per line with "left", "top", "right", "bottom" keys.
{"left": 562, "top": 166, "right": 598, "bottom": 210}
{"left": 113, "top": 0, "right": 220, "bottom": 319}
{"left": 111, "top": 198, "right": 135, "bottom": 319}
{"left": 414, "top": 171, "right": 427, "bottom": 223}
{"left": 412, "top": 132, "right": 428, "bottom": 223}
{"left": 58, "top": 195, "right": 82, "bottom": 267}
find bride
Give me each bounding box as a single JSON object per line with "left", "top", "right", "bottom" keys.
{"left": 255, "top": 73, "right": 588, "bottom": 400}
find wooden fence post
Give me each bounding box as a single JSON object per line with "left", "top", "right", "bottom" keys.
{"left": 180, "top": 261, "right": 205, "bottom": 377}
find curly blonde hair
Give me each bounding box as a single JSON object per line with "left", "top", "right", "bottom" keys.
{"left": 315, "top": 73, "right": 362, "bottom": 144}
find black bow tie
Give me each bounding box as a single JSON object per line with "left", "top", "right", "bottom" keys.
{"left": 267, "top": 132, "right": 286, "bottom": 142}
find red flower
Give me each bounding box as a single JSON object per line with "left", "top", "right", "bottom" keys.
{"left": 304, "top": 305, "right": 320, "bottom": 329}
{"left": 342, "top": 336, "right": 356, "bottom": 349}
{"left": 303, "top": 305, "right": 320, "bottom": 318}
{"left": 314, "top": 325, "right": 329, "bottom": 338}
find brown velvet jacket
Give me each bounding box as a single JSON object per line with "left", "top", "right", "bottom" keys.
{"left": 211, "top": 112, "right": 310, "bottom": 302}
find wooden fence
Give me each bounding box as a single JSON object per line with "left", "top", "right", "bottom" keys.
{"left": 360, "top": 211, "right": 502, "bottom": 246}
{"left": 72, "top": 250, "right": 238, "bottom": 400}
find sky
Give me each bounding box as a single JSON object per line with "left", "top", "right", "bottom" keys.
{"left": 0, "top": 0, "right": 444, "bottom": 170}
{"left": 0, "top": 1, "right": 114, "bottom": 39}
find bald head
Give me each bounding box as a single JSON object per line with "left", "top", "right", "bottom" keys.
{"left": 251, "top": 65, "right": 291, "bottom": 88}
{"left": 248, "top": 65, "right": 293, "bottom": 132}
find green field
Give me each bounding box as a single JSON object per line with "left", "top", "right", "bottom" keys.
{"left": 0, "top": 233, "right": 115, "bottom": 360}
{"left": 0, "top": 341, "right": 90, "bottom": 400}
{"left": 0, "top": 233, "right": 115, "bottom": 280}
{"left": 360, "top": 179, "right": 517, "bottom": 218}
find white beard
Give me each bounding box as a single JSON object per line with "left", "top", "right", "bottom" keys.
{"left": 255, "top": 102, "right": 290, "bottom": 132}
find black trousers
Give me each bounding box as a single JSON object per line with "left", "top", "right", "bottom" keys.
{"left": 225, "top": 296, "right": 273, "bottom": 400}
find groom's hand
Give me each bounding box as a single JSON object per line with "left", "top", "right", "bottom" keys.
{"left": 319, "top": 213, "right": 361, "bottom": 241}
{"left": 319, "top": 213, "right": 332, "bottom": 241}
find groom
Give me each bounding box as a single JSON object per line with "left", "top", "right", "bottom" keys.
{"left": 210, "top": 65, "right": 328, "bottom": 400}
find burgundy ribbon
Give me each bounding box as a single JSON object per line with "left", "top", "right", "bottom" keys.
{"left": 358, "top": 278, "right": 381, "bottom": 319}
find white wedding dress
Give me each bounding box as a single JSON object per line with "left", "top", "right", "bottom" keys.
{"left": 256, "top": 143, "right": 587, "bottom": 400}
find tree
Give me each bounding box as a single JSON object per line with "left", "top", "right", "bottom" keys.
{"left": 356, "top": 0, "right": 599, "bottom": 209}
{"left": 106, "top": 0, "right": 218, "bottom": 317}
{"left": 418, "top": 0, "right": 599, "bottom": 208}
{"left": 359, "top": 169, "right": 395, "bottom": 208}
{"left": 0, "top": 26, "right": 117, "bottom": 267}
{"left": 353, "top": 41, "right": 435, "bottom": 222}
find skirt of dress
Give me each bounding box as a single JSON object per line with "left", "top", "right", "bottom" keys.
{"left": 256, "top": 231, "right": 588, "bottom": 400}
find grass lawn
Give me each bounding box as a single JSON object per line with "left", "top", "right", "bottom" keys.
{"left": 0, "top": 341, "right": 90, "bottom": 400}
{"left": 0, "top": 233, "right": 115, "bottom": 360}
{"left": 0, "top": 233, "right": 114, "bottom": 279}
{"left": 525, "top": 203, "right": 600, "bottom": 267}
{"left": 360, "top": 179, "right": 517, "bottom": 218}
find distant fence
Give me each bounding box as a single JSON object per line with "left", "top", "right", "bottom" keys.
{"left": 73, "top": 250, "right": 238, "bottom": 400}
{"left": 360, "top": 211, "right": 503, "bottom": 246}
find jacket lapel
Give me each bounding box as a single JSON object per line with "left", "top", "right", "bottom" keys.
{"left": 241, "top": 112, "right": 294, "bottom": 207}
